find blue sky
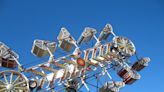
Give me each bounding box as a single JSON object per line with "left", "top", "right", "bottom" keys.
{"left": 0, "top": 0, "right": 164, "bottom": 92}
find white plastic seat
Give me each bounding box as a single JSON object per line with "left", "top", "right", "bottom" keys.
{"left": 99, "top": 24, "right": 113, "bottom": 41}
{"left": 58, "top": 39, "right": 74, "bottom": 52}
{"left": 78, "top": 27, "right": 97, "bottom": 45}
{"left": 31, "top": 40, "right": 56, "bottom": 57}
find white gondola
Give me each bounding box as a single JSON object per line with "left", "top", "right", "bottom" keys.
{"left": 77, "top": 27, "right": 97, "bottom": 45}
{"left": 0, "top": 42, "right": 19, "bottom": 68}
{"left": 99, "top": 24, "right": 113, "bottom": 41}
{"left": 132, "top": 57, "right": 150, "bottom": 71}
{"left": 99, "top": 81, "right": 125, "bottom": 92}
{"left": 31, "top": 39, "right": 56, "bottom": 57}
{"left": 117, "top": 65, "right": 140, "bottom": 85}
{"left": 57, "top": 27, "right": 74, "bottom": 52}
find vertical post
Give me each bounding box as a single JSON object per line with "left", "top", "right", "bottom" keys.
{"left": 92, "top": 48, "right": 97, "bottom": 59}
{"left": 84, "top": 50, "right": 90, "bottom": 61}
{"left": 106, "top": 43, "right": 111, "bottom": 55}
{"left": 99, "top": 45, "right": 104, "bottom": 56}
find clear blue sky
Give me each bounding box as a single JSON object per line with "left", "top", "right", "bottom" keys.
{"left": 0, "top": 0, "right": 164, "bottom": 92}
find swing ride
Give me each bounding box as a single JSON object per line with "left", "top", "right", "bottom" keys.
{"left": 0, "top": 23, "right": 150, "bottom": 92}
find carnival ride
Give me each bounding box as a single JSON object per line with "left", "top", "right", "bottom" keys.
{"left": 0, "top": 24, "right": 150, "bottom": 92}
